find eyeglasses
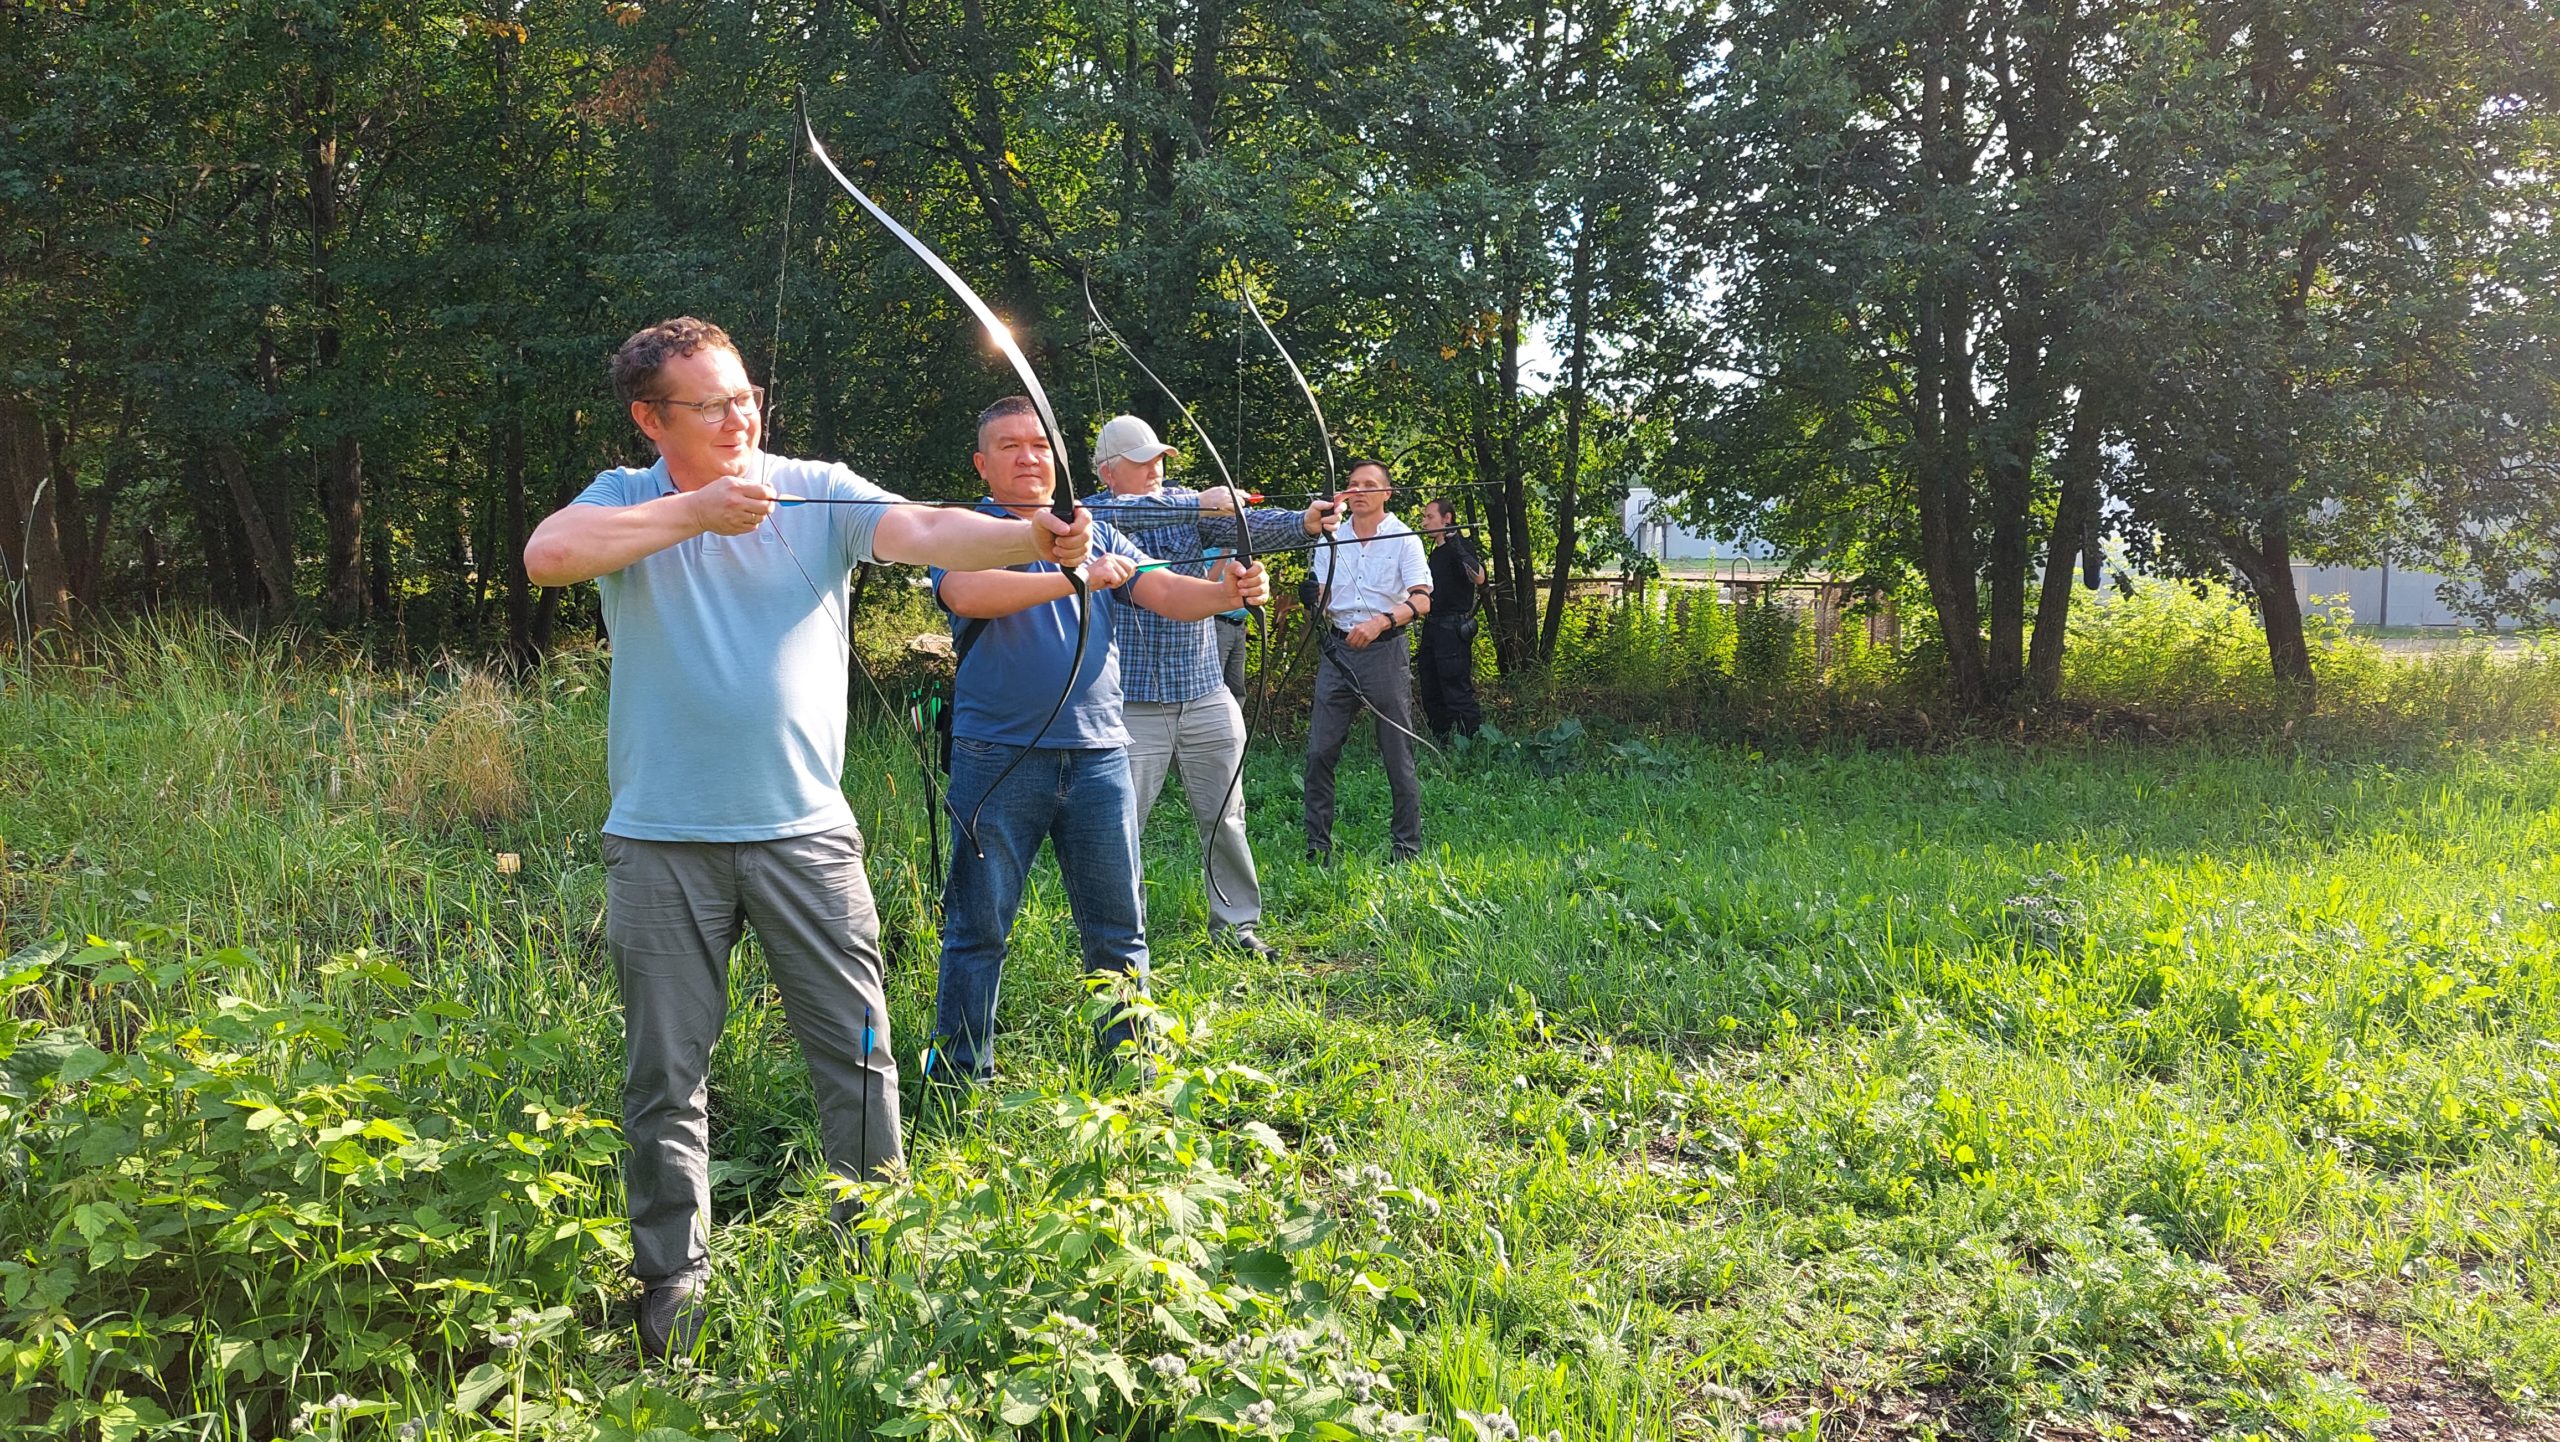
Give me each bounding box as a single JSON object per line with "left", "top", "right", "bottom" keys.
{"left": 648, "top": 386, "right": 765, "bottom": 425}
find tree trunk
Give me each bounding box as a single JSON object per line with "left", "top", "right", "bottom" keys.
{"left": 1911, "top": 30, "right": 1988, "bottom": 709}
{"left": 1463, "top": 409, "right": 1513, "bottom": 679}
{"left": 72, "top": 392, "right": 140, "bottom": 608}
{"left": 181, "top": 452, "right": 248, "bottom": 612}
{"left": 1911, "top": 293, "right": 1987, "bottom": 707}
{"left": 367, "top": 514, "right": 394, "bottom": 631}
{"left": 211, "top": 440, "right": 296, "bottom": 616}
{"left": 501, "top": 404, "right": 534, "bottom": 666}
{"left": 43, "top": 415, "right": 95, "bottom": 609}
{"left": 140, "top": 523, "right": 164, "bottom": 612}
{"left": 2026, "top": 396, "right": 2103, "bottom": 699}
{"left": 472, "top": 427, "right": 502, "bottom": 633}
{"left": 2221, "top": 521, "right": 2314, "bottom": 711}
{"left": 308, "top": 64, "right": 366, "bottom": 630}
{"left": 320, "top": 433, "right": 365, "bottom": 627}
{"left": 0, "top": 395, "right": 74, "bottom": 634}
{"left": 1492, "top": 246, "right": 1536, "bottom": 673}
{"left": 1982, "top": 292, "right": 2049, "bottom": 699}
{"left": 1537, "top": 211, "right": 1596, "bottom": 662}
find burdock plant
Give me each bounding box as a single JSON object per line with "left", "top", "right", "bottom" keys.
{"left": 775, "top": 977, "right": 1414, "bottom": 1438}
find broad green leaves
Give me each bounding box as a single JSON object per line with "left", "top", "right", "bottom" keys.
{"left": 0, "top": 936, "right": 624, "bottom": 1436}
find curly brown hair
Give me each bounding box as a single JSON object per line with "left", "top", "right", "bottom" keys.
{"left": 611, "top": 317, "right": 738, "bottom": 405}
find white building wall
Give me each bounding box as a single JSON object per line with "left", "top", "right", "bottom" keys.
{"left": 1623, "top": 488, "right": 1773, "bottom": 562}
{"left": 2291, "top": 562, "right": 2557, "bottom": 629}
{"left": 2291, "top": 563, "right": 2475, "bottom": 628}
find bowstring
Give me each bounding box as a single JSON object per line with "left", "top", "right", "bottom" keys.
{"left": 762, "top": 112, "right": 949, "bottom": 898}
{"left": 1241, "top": 276, "right": 1442, "bottom": 764}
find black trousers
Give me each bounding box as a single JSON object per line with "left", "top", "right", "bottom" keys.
{"left": 1215, "top": 616, "right": 1248, "bottom": 701}
{"left": 1415, "top": 621, "right": 1482, "bottom": 741}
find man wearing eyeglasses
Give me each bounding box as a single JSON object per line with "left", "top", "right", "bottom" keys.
{"left": 1301, "top": 458, "right": 1432, "bottom": 865}
{"left": 923, "top": 397, "right": 1269, "bottom": 1094}
{"left": 523, "top": 316, "right": 1093, "bottom": 1363}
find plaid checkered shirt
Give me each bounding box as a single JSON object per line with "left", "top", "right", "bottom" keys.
{"left": 1082, "top": 485, "right": 1311, "bottom": 704}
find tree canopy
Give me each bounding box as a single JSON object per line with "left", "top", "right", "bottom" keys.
{"left": 5, "top": 0, "right": 2554, "bottom": 702}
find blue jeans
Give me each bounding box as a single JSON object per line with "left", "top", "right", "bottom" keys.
{"left": 931, "top": 740, "right": 1151, "bottom": 1080}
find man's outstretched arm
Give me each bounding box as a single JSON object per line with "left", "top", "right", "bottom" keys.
{"left": 1130, "top": 558, "right": 1271, "bottom": 622}
{"left": 524, "top": 476, "right": 775, "bottom": 586}
{"left": 874, "top": 504, "right": 1089, "bottom": 572}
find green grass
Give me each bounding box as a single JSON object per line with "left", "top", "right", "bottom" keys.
{"left": 4, "top": 617, "right": 2558, "bottom": 1439}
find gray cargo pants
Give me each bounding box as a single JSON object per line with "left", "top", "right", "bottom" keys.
{"left": 602, "top": 824, "right": 899, "bottom": 1287}
{"left": 1303, "top": 628, "right": 1423, "bottom": 859}
{"left": 1125, "top": 690, "right": 1261, "bottom": 936}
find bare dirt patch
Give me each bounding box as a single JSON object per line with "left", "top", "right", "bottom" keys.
{"left": 1810, "top": 1385, "right": 2217, "bottom": 1442}
{"left": 2330, "top": 1313, "right": 2557, "bottom": 1442}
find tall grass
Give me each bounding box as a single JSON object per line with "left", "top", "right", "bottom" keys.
{"left": 4, "top": 616, "right": 2557, "bottom": 1439}
{"left": 1525, "top": 585, "right": 1890, "bottom": 732}
{"left": 2064, "top": 579, "right": 2560, "bottom": 736}
{"left": 1511, "top": 573, "right": 2560, "bottom": 743}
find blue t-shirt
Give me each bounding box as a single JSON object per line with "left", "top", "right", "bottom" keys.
{"left": 930, "top": 507, "right": 1147, "bottom": 750}
{"left": 576, "top": 455, "right": 894, "bottom": 841}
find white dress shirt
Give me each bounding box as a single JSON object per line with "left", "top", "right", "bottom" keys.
{"left": 1319, "top": 513, "right": 1433, "bottom": 627}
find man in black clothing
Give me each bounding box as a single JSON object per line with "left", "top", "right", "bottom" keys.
{"left": 1416, "top": 497, "right": 1484, "bottom": 743}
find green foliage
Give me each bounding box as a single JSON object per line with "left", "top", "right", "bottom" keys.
{"left": 5, "top": 625, "right": 2560, "bottom": 1440}
{"left": 2060, "top": 579, "right": 2288, "bottom": 714}
{"left": 0, "top": 933, "right": 623, "bottom": 1436}
{"left": 2059, "top": 580, "right": 2560, "bottom": 737}
{"left": 764, "top": 992, "right": 1428, "bottom": 1441}
{"left": 1531, "top": 586, "right": 1898, "bottom": 733}
{"left": 2085, "top": 0, "right": 2560, "bottom": 669}
{"left": 1677, "top": 0, "right": 2560, "bottom": 706}
{"left": 1547, "top": 586, "right": 1737, "bottom": 697}
{"left": 1728, "top": 602, "right": 1812, "bottom": 704}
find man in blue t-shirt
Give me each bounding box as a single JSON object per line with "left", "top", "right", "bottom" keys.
{"left": 523, "top": 318, "right": 1090, "bottom": 1362}
{"left": 925, "top": 396, "right": 1269, "bottom": 1088}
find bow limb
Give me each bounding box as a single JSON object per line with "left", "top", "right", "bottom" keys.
{"left": 1239, "top": 284, "right": 1337, "bottom": 501}
{"left": 1241, "top": 276, "right": 1444, "bottom": 764}
{"left": 1238, "top": 280, "right": 1334, "bottom": 735}
{"left": 1082, "top": 270, "right": 1246, "bottom": 502}
{"left": 803, "top": 114, "right": 1090, "bottom": 859}
{"left": 755, "top": 122, "right": 949, "bottom": 903}
{"left": 1085, "top": 268, "right": 1267, "bottom": 908}
{"left": 806, "top": 117, "right": 1079, "bottom": 518}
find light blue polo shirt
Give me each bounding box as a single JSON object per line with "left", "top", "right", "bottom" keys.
{"left": 575, "top": 455, "right": 893, "bottom": 841}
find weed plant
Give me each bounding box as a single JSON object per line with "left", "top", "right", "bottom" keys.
{"left": 2058, "top": 580, "right": 2560, "bottom": 737}
{"left": 3, "top": 615, "right": 2557, "bottom": 1439}
{"left": 1513, "top": 574, "right": 2560, "bottom": 746}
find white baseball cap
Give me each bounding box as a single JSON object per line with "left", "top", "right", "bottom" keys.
{"left": 1094, "top": 414, "right": 1179, "bottom": 467}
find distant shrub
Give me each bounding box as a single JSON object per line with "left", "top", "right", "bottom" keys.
{"left": 380, "top": 668, "right": 527, "bottom": 827}
{"left": 1730, "top": 600, "right": 1811, "bottom": 702}
{"left": 1531, "top": 583, "right": 1890, "bottom": 729}
{"left": 2312, "top": 631, "right": 2560, "bottom": 740}
{"left": 1546, "top": 585, "right": 1734, "bottom": 699}
{"left": 2062, "top": 579, "right": 2560, "bottom": 738}
{"left": 2061, "top": 578, "right": 2283, "bottom": 715}
{"left": 1823, "top": 603, "right": 1899, "bottom": 698}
